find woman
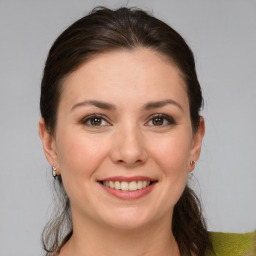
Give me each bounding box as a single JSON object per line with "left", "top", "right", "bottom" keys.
{"left": 39, "top": 7, "right": 255, "bottom": 256}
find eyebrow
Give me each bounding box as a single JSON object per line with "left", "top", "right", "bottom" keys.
{"left": 70, "top": 99, "right": 184, "bottom": 112}
{"left": 70, "top": 100, "right": 116, "bottom": 112}
{"left": 142, "top": 99, "right": 184, "bottom": 112}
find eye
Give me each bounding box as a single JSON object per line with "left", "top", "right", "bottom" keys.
{"left": 145, "top": 114, "right": 176, "bottom": 127}
{"left": 81, "top": 114, "right": 110, "bottom": 127}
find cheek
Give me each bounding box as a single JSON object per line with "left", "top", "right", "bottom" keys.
{"left": 56, "top": 131, "right": 108, "bottom": 178}
{"left": 144, "top": 131, "right": 192, "bottom": 217}
{"left": 147, "top": 131, "right": 192, "bottom": 175}
{"left": 55, "top": 131, "right": 110, "bottom": 210}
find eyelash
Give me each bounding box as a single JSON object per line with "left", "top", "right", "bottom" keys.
{"left": 80, "top": 114, "right": 111, "bottom": 127}
{"left": 80, "top": 113, "right": 176, "bottom": 128}
{"left": 145, "top": 114, "right": 176, "bottom": 127}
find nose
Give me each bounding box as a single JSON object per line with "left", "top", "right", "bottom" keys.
{"left": 110, "top": 124, "right": 148, "bottom": 167}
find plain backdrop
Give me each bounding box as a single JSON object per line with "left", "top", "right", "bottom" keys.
{"left": 0, "top": 0, "right": 255, "bottom": 255}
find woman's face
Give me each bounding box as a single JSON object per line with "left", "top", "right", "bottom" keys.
{"left": 40, "top": 48, "right": 204, "bottom": 230}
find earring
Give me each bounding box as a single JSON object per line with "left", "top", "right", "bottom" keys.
{"left": 52, "top": 166, "right": 57, "bottom": 178}
{"left": 190, "top": 160, "right": 196, "bottom": 166}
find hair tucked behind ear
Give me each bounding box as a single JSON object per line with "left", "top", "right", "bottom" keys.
{"left": 40, "top": 6, "right": 211, "bottom": 255}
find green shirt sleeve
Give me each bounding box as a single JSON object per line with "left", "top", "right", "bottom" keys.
{"left": 208, "top": 231, "right": 256, "bottom": 256}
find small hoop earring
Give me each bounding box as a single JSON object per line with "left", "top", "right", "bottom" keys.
{"left": 52, "top": 166, "right": 57, "bottom": 178}
{"left": 190, "top": 160, "right": 196, "bottom": 166}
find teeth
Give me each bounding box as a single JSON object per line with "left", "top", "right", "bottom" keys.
{"left": 109, "top": 181, "right": 114, "bottom": 188}
{"left": 121, "top": 181, "right": 128, "bottom": 191}
{"left": 114, "top": 181, "right": 120, "bottom": 190}
{"left": 102, "top": 180, "right": 152, "bottom": 191}
{"left": 137, "top": 181, "right": 142, "bottom": 189}
{"left": 129, "top": 181, "right": 137, "bottom": 191}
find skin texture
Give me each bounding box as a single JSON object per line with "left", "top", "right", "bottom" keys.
{"left": 39, "top": 48, "right": 204, "bottom": 256}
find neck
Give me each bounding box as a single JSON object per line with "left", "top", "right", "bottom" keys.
{"left": 60, "top": 211, "right": 180, "bottom": 256}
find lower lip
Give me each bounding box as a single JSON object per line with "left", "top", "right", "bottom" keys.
{"left": 99, "top": 182, "right": 157, "bottom": 200}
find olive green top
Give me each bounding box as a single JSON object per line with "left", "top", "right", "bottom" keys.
{"left": 208, "top": 231, "right": 256, "bottom": 256}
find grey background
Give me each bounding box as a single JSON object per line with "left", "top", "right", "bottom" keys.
{"left": 0, "top": 0, "right": 255, "bottom": 255}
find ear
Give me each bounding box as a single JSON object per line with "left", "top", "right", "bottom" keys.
{"left": 188, "top": 117, "right": 205, "bottom": 172}
{"left": 39, "top": 118, "right": 60, "bottom": 175}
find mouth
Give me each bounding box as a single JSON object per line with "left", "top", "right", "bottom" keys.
{"left": 97, "top": 176, "right": 158, "bottom": 200}
{"left": 98, "top": 178, "right": 157, "bottom": 200}
{"left": 99, "top": 180, "right": 156, "bottom": 191}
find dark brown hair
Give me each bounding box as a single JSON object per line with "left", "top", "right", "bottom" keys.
{"left": 40, "top": 6, "right": 211, "bottom": 256}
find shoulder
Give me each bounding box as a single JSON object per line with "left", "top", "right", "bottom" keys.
{"left": 207, "top": 231, "right": 256, "bottom": 256}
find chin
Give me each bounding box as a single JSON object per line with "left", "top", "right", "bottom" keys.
{"left": 98, "top": 206, "right": 163, "bottom": 232}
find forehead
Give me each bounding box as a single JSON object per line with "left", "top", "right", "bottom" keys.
{"left": 60, "top": 48, "right": 189, "bottom": 110}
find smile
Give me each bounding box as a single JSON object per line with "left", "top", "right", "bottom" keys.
{"left": 98, "top": 176, "right": 158, "bottom": 200}
{"left": 102, "top": 180, "right": 151, "bottom": 191}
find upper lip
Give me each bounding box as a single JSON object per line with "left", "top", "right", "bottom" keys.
{"left": 99, "top": 176, "right": 157, "bottom": 182}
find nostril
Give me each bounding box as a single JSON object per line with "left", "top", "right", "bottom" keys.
{"left": 116, "top": 158, "right": 144, "bottom": 166}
